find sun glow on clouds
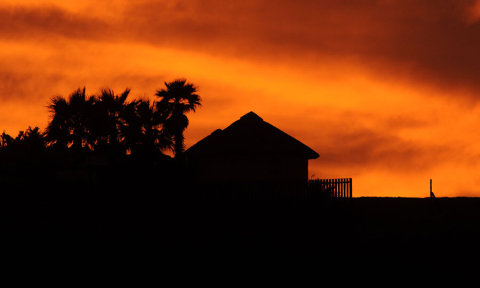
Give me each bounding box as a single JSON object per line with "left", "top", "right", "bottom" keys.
{"left": 2, "top": 0, "right": 480, "bottom": 197}
{"left": 467, "top": 0, "right": 480, "bottom": 23}
{"left": 1, "top": 0, "right": 115, "bottom": 12}
{"left": 2, "top": 39, "right": 477, "bottom": 198}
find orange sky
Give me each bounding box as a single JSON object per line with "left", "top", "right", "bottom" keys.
{"left": 2, "top": 0, "right": 480, "bottom": 197}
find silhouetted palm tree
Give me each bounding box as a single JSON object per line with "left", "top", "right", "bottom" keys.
{"left": 45, "top": 96, "right": 69, "bottom": 148}
{"left": 137, "top": 99, "right": 172, "bottom": 151}
{"left": 121, "top": 98, "right": 172, "bottom": 156}
{"left": 0, "top": 127, "right": 44, "bottom": 152}
{"left": 155, "top": 79, "right": 201, "bottom": 158}
{"left": 23, "top": 127, "right": 45, "bottom": 151}
{"left": 92, "top": 88, "right": 131, "bottom": 154}
{"left": 46, "top": 87, "right": 95, "bottom": 150}
{"left": 0, "top": 131, "right": 12, "bottom": 150}
{"left": 116, "top": 98, "right": 140, "bottom": 153}
{"left": 68, "top": 88, "right": 96, "bottom": 150}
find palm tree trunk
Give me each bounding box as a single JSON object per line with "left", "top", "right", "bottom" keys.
{"left": 174, "top": 131, "right": 184, "bottom": 158}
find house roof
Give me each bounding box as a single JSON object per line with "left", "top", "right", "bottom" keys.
{"left": 186, "top": 111, "right": 319, "bottom": 159}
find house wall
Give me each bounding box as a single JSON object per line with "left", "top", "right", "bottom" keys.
{"left": 195, "top": 155, "right": 308, "bottom": 182}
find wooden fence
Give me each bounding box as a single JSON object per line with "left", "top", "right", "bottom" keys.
{"left": 196, "top": 178, "right": 352, "bottom": 206}
{"left": 309, "top": 178, "right": 352, "bottom": 198}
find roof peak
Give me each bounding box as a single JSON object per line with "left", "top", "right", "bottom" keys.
{"left": 186, "top": 110, "right": 319, "bottom": 159}
{"left": 240, "top": 111, "right": 263, "bottom": 121}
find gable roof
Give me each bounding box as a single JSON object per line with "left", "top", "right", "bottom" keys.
{"left": 186, "top": 111, "right": 319, "bottom": 159}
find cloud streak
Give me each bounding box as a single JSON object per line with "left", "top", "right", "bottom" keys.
{"left": 121, "top": 0, "right": 480, "bottom": 96}
{"left": 3, "top": 1, "right": 480, "bottom": 96}
{"left": 0, "top": 5, "right": 111, "bottom": 41}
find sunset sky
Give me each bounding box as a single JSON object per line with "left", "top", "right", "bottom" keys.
{"left": 2, "top": 0, "right": 480, "bottom": 197}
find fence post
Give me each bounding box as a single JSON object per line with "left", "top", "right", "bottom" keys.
{"left": 338, "top": 178, "right": 341, "bottom": 197}
{"left": 341, "top": 178, "right": 344, "bottom": 198}
{"left": 333, "top": 179, "right": 336, "bottom": 198}
{"left": 335, "top": 178, "right": 339, "bottom": 198}
{"left": 335, "top": 178, "right": 341, "bottom": 198}
{"left": 332, "top": 179, "right": 335, "bottom": 198}
{"left": 328, "top": 179, "right": 331, "bottom": 198}
{"left": 345, "top": 178, "right": 348, "bottom": 198}
{"left": 341, "top": 179, "right": 344, "bottom": 198}
{"left": 339, "top": 178, "right": 345, "bottom": 198}
{"left": 332, "top": 179, "right": 337, "bottom": 198}
{"left": 321, "top": 179, "right": 325, "bottom": 197}
{"left": 350, "top": 178, "right": 353, "bottom": 198}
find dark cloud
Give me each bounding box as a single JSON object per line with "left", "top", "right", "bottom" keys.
{"left": 123, "top": 0, "right": 480, "bottom": 97}
{"left": 279, "top": 110, "right": 450, "bottom": 175}
{"left": 3, "top": 1, "right": 479, "bottom": 96}
{"left": 0, "top": 5, "right": 112, "bottom": 41}
{"left": 0, "top": 69, "right": 64, "bottom": 104}
{"left": 312, "top": 126, "right": 453, "bottom": 175}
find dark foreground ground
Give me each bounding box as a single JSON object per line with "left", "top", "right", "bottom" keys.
{"left": 4, "top": 193, "right": 480, "bottom": 281}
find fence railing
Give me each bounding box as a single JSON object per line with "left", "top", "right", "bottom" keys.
{"left": 309, "top": 178, "right": 352, "bottom": 198}
{"left": 196, "top": 178, "right": 352, "bottom": 206}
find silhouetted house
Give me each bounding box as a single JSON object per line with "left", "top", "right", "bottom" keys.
{"left": 186, "top": 112, "right": 319, "bottom": 182}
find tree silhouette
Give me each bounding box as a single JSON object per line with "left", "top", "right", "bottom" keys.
{"left": 137, "top": 99, "right": 173, "bottom": 152}
{"left": 116, "top": 98, "right": 141, "bottom": 153}
{"left": 40, "top": 83, "right": 200, "bottom": 163}
{"left": 155, "top": 79, "right": 201, "bottom": 158}
{"left": 91, "top": 88, "right": 132, "bottom": 155}
{"left": 121, "top": 98, "right": 172, "bottom": 157}
{"left": 23, "top": 126, "right": 45, "bottom": 151}
{"left": 44, "top": 86, "right": 175, "bottom": 161}
{"left": 0, "top": 131, "right": 12, "bottom": 150}
{"left": 68, "top": 88, "right": 96, "bottom": 150}
{"left": 45, "top": 87, "right": 96, "bottom": 150}
{"left": 45, "top": 96, "right": 69, "bottom": 148}
{"left": 0, "top": 127, "right": 44, "bottom": 158}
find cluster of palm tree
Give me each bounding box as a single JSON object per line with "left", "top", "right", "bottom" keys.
{"left": 1, "top": 127, "right": 44, "bottom": 152}
{"left": 1, "top": 79, "right": 201, "bottom": 161}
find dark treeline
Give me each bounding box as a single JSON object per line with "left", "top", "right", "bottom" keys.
{"left": 0, "top": 79, "right": 201, "bottom": 198}
{"left": 2, "top": 80, "right": 206, "bottom": 272}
